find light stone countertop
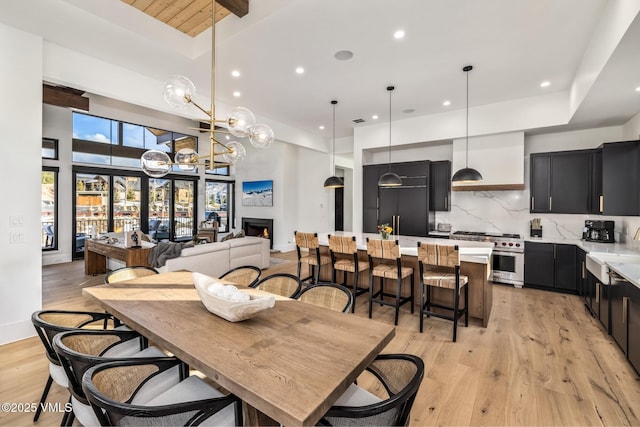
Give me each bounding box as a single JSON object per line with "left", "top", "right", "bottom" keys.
{"left": 318, "top": 232, "right": 492, "bottom": 264}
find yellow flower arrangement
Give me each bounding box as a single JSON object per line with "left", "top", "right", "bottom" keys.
{"left": 377, "top": 223, "right": 392, "bottom": 239}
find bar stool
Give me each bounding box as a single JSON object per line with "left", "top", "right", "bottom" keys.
{"left": 295, "top": 231, "right": 331, "bottom": 284}
{"left": 328, "top": 234, "right": 368, "bottom": 313}
{"left": 366, "top": 238, "right": 414, "bottom": 325}
{"left": 417, "top": 242, "right": 468, "bottom": 342}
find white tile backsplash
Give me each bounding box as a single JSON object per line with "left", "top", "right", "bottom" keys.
{"left": 434, "top": 190, "right": 640, "bottom": 243}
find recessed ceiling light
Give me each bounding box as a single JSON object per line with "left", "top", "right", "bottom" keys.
{"left": 394, "top": 30, "right": 405, "bottom": 39}
{"left": 334, "top": 50, "right": 354, "bottom": 61}
{"left": 540, "top": 81, "right": 551, "bottom": 88}
{"left": 443, "top": 100, "right": 451, "bottom": 106}
{"left": 319, "top": 125, "right": 325, "bottom": 130}
{"left": 636, "top": 86, "right": 640, "bottom": 92}
{"left": 403, "top": 108, "right": 415, "bottom": 114}
{"left": 225, "top": 135, "right": 230, "bottom": 140}
{"left": 295, "top": 67, "right": 305, "bottom": 74}
{"left": 231, "top": 70, "right": 240, "bottom": 77}
{"left": 233, "top": 91, "right": 241, "bottom": 97}
{"left": 372, "top": 115, "right": 379, "bottom": 120}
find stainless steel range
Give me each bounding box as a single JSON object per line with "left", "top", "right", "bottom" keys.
{"left": 450, "top": 231, "right": 524, "bottom": 288}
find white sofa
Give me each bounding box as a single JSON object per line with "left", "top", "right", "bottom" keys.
{"left": 155, "top": 236, "right": 270, "bottom": 278}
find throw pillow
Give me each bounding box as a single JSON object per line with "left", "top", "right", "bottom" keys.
{"left": 221, "top": 233, "right": 234, "bottom": 242}
{"left": 234, "top": 230, "right": 245, "bottom": 239}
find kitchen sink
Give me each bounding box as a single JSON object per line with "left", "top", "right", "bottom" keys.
{"left": 586, "top": 253, "right": 640, "bottom": 283}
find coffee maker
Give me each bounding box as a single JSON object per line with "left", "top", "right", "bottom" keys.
{"left": 582, "top": 220, "right": 615, "bottom": 243}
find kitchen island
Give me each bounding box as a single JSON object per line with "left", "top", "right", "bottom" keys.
{"left": 317, "top": 232, "right": 494, "bottom": 327}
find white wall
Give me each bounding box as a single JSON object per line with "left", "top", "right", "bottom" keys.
{"left": 622, "top": 112, "right": 640, "bottom": 140}
{"left": 0, "top": 24, "right": 43, "bottom": 344}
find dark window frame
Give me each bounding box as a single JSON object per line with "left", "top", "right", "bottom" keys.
{"left": 42, "top": 137, "right": 59, "bottom": 160}
{"left": 42, "top": 166, "right": 59, "bottom": 251}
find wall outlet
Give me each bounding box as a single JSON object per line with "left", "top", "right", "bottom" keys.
{"left": 9, "top": 216, "right": 24, "bottom": 227}
{"left": 9, "top": 232, "right": 24, "bottom": 244}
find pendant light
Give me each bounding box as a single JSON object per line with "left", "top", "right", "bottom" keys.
{"left": 452, "top": 65, "right": 483, "bottom": 183}
{"left": 323, "top": 100, "right": 344, "bottom": 188}
{"left": 378, "top": 85, "right": 402, "bottom": 187}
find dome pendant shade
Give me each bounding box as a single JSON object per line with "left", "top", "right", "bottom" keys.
{"left": 323, "top": 175, "right": 344, "bottom": 188}
{"left": 452, "top": 65, "right": 482, "bottom": 184}
{"left": 378, "top": 172, "right": 403, "bottom": 187}
{"left": 451, "top": 167, "right": 483, "bottom": 183}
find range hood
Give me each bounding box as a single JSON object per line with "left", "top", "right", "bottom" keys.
{"left": 452, "top": 131, "right": 525, "bottom": 191}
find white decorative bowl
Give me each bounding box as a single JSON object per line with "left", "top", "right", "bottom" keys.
{"left": 192, "top": 272, "right": 275, "bottom": 322}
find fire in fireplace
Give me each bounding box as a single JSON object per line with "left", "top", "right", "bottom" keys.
{"left": 241, "top": 217, "right": 273, "bottom": 249}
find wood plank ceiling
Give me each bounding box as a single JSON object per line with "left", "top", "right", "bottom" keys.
{"left": 121, "top": 0, "right": 249, "bottom": 37}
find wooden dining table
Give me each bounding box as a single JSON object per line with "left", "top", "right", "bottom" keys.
{"left": 82, "top": 271, "right": 396, "bottom": 426}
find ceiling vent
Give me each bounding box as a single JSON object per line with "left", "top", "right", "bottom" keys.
{"left": 352, "top": 118, "right": 365, "bottom": 123}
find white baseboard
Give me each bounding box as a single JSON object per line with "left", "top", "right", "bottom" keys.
{"left": 0, "top": 319, "right": 36, "bottom": 346}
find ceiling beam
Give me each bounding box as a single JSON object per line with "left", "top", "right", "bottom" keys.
{"left": 43, "top": 84, "right": 90, "bottom": 111}
{"left": 217, "top": 0, "right": 248, "bottom": 18}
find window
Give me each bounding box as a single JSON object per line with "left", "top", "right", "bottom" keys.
{"left": 42, "top": 168, "right": 58, "bottom": 250}
{"left": 71, "top": 112, "right": 197, "bottom": 173}
{"left": 205, "top": 180, "right": 234, "bottom": 233}
{"left": 42, "top": 137, "right": 58, "bottom": 160}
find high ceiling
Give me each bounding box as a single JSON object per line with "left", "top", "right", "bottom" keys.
{"left": 1, "top": 0, "right": 639, "bottom": 143}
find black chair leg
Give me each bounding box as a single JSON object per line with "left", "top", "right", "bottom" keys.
{"left": 453, "top": 288, "right": 460, "bottom": 342}
{"left": 426, "top": 286, "right": 432, "bottom": 318}
{"left": 33, "top": 375, "right": 53, "bottom": 422}
{"left": 368, "top": 274, "right": 374, "bottom": 319}
{"left": 410, "top": 274, "right": 415, "bottom": 313}
{"left": 464, "top": 285, "right": 469, "bottom": 327}
{"left": 394, "top": 277, "right": 401, "bottom": 325}
{"left": 351, "top": 272, "right": 357, "bottom": 313}
{"left": 379, "top": 277, "right": 384, "bottom": 305}
{"left": 419, "top": 283, "right": 425, "bottom": 333}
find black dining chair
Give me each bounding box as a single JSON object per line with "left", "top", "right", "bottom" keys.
{"left": 83, "top": 357, "right": 243, "bottom": 426}
{"left": 104, "top": 265, "right": 159, "bottom": 284}
{"left": 30, "top": 310, "right": 121, "bottom": 424}
{"left": 319, "top": 353, "right": 425, "bottom": 426}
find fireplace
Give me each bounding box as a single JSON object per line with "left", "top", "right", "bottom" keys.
{"left": 242, "top": 217, "right": 273, "bottom": 249}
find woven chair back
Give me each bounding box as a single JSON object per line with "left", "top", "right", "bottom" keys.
{"left": 295, "top": 232, "right": 320, "bottom": 249}
{"left": 221, "top": 266, "right": 261, "bottom": 287}
{"left": 366, "top": 239, "right": 400, "bottom": 260}
{"left": 253, "top": 273, "right": 301, "bottom": 298}
{"left": 328, "top": 235, "right": 358, "bottom": 255}
{"left": 105, "top": 266, "right": 158, "bottom": 284}
{"left": 296, "top": 283, "right": 353, "bottom": 313}
{"left": 417, "top": 243, "right": 460, "bottom": 267}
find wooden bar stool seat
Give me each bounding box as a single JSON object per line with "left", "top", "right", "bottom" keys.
{"left": 366, "top": 238, "right": 414, "bottom": 325}
{"left": 417, "top": 242, "right": 468, "bottom": 342}
{"left": 328, "top": 235, "right": 369, "bottom": 313}
{"left": 295, "top": 231, "right": 331, "bottom": 284}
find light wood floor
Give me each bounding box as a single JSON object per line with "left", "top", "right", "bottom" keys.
{"left": 2, "top": 251, "right": 640, "bottom": 426}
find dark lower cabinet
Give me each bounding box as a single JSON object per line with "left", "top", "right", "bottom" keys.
{"left": 600, "top": 282, "right": 610, "bottom": 332}
{"left": 577, "top": 248, "right": 587, "bottom": 296}
{"left": 628, "top": 284, "right": 640, "bottom": 374}
{"left": 524, "top": 242, "right": 554, "bottom": 287}
{"left": 524, "top": 242, "right": 577, "bottom": 293}
{"left": 585, "top": 272, "right": 600, "bottom": 319}
{"left": 610, "top": 279, "right": 629, "bottom": 355}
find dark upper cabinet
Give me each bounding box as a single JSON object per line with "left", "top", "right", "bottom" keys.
{"left": 601, "top": 141, "right": 640, "bottom": 216}
{"left": 429, "top": 160, "right": 451, "bottom": 212}
{"left": 524, "top": 241, "right": 576, "bottom": 293}
{"left": 591, "top": 149, "right": 602, "bottom": 214}
{"left": 363, "top": 161, "right": 433, "bottom": 237}
{"left": 530, "top": 156, "right": 551, "bottom": 212}
{"left": 363, "top": 164, "right": 385, "bottom": 233}
{"left": 530, "top": 151, "right": 592, "bottom": 214}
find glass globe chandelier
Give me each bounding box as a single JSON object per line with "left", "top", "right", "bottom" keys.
{"left": 141, "top": 0, "right": 273, "bottom": 178}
